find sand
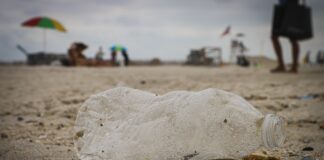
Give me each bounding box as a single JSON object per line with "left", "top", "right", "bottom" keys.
{"left": 0, "top": 65, "right": 323, "bottom": 160}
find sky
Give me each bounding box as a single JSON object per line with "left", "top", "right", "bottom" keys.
{"left": 0, "top": 0, "right": 323, "bottom": 62}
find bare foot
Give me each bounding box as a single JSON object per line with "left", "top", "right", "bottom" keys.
{"left": 270, "top": 66, "right": 286, "bottom": 73}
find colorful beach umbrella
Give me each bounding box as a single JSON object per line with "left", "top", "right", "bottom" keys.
{"left": 21, "top": 16, "right": 67, "bottom": 52}
{"left": 22, "top": 16, "right": 66, "bottom": 32}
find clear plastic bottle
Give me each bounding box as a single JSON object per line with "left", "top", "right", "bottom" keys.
{"left": 75, "top": 87, "right": 285, "bottom": 160}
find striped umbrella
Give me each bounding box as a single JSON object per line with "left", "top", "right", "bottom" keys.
{"left": 22, "top": 16, "right": 67, "bottom": 52}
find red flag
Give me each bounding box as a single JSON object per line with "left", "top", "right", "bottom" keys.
{"left": 220, "top": 26, "right": 231, "bottom": 37}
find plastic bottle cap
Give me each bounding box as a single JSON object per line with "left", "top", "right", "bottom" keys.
{"left": 261, "top": 114, "right": 286, "bottom": 148}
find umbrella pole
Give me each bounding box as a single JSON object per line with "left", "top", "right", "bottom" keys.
{"left": 43, "top": 29, "right": 47, "bottom": 53}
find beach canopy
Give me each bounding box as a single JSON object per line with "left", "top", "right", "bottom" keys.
{"left": 21, "top": 16, "right": 67, "bottom": 52}
{"left": 22, "top": 16, "right": 66, "bottom": 32}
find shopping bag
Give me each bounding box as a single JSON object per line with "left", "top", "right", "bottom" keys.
{"left": 280, "top": 3, "right": 313, "bottom": 40}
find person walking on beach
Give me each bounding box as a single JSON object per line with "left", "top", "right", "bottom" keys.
{"left": 110, "top": 45, "right": 130, "bottom": 66}
{"left": 271, "top": 0, "right": 313, "bottom": 73}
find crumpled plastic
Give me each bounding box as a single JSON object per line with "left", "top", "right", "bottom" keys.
{"left": 74, "top": 87, "right": 264, "bottom": 160}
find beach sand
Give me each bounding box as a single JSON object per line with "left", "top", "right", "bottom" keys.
{"left": 0, "top": 65, "right": 323, "bottom": 159}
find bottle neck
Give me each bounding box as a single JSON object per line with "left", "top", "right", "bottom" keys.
{"left": 261, "top": 114, "right": 286, "bottom": 148}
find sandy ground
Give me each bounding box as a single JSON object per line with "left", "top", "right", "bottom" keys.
{"left": 0, "top": 65, "right": 323, "bottom": 160}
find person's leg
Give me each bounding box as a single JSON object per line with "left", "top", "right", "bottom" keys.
{"left": 111, "top": 51, "right": 116, "bottom": 65}
{"left": 271, "top": 35, "right": 286, "bottom": 72}
{"left": 122, "top": 51, "right": 129, "bottom": 66}
{"left": 289, "top": 39, "right": 300, "bottom": 73}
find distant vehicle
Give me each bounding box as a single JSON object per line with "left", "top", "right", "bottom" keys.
{"left": 186, "top": 47, "right": 222, "bottom": 66}
{"left": 17, "top": 45, "right": 67, "bottom": 65}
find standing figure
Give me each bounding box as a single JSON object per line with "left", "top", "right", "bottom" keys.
{"left": 110, "top": 45, "right": 130, "bottom": 66}
{"left": 271, "top": 0, "right": 300, "bottom": 73}
{"left": 317, "top": 50, "right": 324, "bottom": 66}
{"left": 95, "top": 46, "right": 105, "bottom": 61}
{"left": 303, "top": 51, "right": 311, "bottom": 65}
{"left": 121, "top": 48, "right": 129, "bottom": 66}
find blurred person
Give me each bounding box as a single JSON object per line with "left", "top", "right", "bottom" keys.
{"left": 317, "top": 50, "right": 324, "bottom": 66}
{"left": 111, "top": 50, "right": 117, "bottom": 65}
{"left": 302, "top": 51, "right": 311, "bottom": 65}
{"left": 68, "top": 42, "right": 89, "bottom": 66}
{"left": 110, "top": 45, "right": 130, "bottom": 66}
{"left": 95, "top": 46, "right": 104, "bottom": 61}
{"left": 271, "top": 0, "right": 300, "bottom": 73}
{"left": 121, "top": 48, "right": 130, "bottom": 66}
{"left": 66, "top": 42, "right": 108, "bottom": 66}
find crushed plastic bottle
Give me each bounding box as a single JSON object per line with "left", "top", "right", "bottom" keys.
{"left": 74, "top": 87, "right": 285, "bottom": 160}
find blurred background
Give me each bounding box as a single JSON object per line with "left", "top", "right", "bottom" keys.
{"left": 0, "top": 0, "right": 323, "bottom": 63}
